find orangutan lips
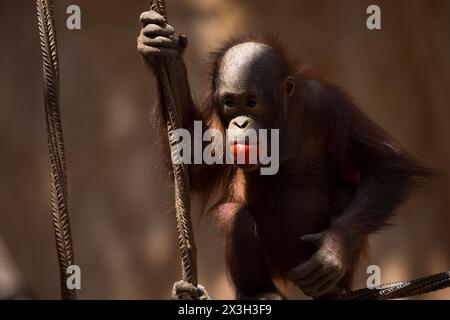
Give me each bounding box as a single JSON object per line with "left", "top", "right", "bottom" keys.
{"left": 232, "top": 143, "right": 259, "bottom": 164}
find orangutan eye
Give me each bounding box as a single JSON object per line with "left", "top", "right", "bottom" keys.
{"left": 224, "top": 98, "right": 235, "bottom": 108}
{"left": 247, "top": 99, "right": 257, "bottom": 108}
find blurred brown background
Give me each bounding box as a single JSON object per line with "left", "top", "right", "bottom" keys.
{"left": 0, "top": 0, "right": 449, "bottom": 299}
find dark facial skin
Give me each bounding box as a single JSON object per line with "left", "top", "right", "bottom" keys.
{"left": 217, "top": 42, "right": 294, "bottom": 128}
{"left": 216, "top": 42, "right": 294, "bottom": 170}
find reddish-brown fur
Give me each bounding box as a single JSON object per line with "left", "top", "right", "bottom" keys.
{"left": 150, "top": 35, "right": 435, "bottom": 299}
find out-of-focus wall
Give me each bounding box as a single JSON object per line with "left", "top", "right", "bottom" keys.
{"left": 0, "top": 0, "right": 449, "bottom": 299}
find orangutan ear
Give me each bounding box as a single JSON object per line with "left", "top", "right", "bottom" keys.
{"left": 286, "top": 76, "right": 295, "bottom": 97}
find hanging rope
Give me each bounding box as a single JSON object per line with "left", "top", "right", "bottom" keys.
{"left": 36, "top": 0, "right": 76, "bottom": 300}
{"left": 336, "top": 270, "right": 450, "bottom": 300}
{"left": 149, "top": 0, "right": 198, "bottom": 288}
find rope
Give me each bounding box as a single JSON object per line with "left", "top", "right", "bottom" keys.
{"left": 36, "top": 0, "right": 77, "bottom": 300}
{"left": 336, "top": 270, "right": 450, "bottom": 300}
{"left": 149, "top": 0, "right": 198, "bottom": 288}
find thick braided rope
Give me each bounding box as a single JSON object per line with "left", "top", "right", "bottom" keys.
{"left": 336, "top": 270, "right": 450, "bottom": 300}
{"left": 36, "top": 0, "right": 76, "bottom": 300}
{"left": 150, "top": 0, "right": 198, "bottom": 287}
